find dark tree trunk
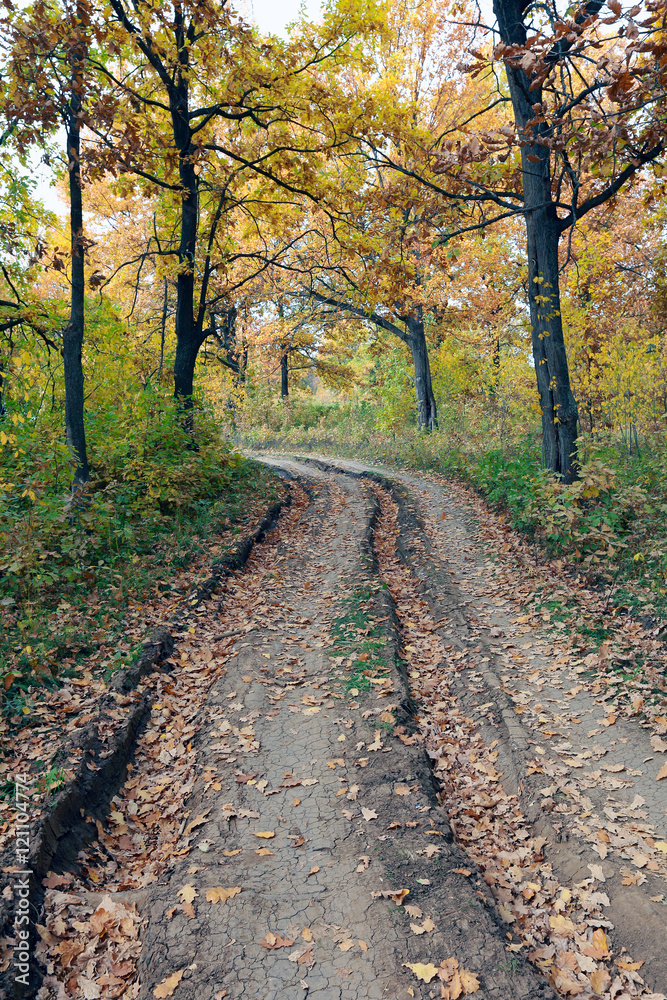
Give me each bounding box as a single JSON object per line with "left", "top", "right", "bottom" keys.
{"left": 0, "top": 360, "right": 6, "bottom": 418}
{"left": 494, "top": 0, "right": 579, "bottom": 482}
{"left": 63, "top": 17, "right": 89, "bottom": 487}
{"left": 280, "top": 348, "right": 289, "bottom": 398}
{"left": 406, "top": 312, "right": 437, "bottom": 431}
{"left": 169, "top": 25, "right": 205, "bottom": 418}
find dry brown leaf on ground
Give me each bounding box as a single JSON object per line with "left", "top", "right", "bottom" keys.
{"left": 261, "top": 932, "right": 294, "bottom": 949}
{"left": 253, "top": 830, "right": 275, "bottom": 838}
{"left": 153, "top": 968, "right": 185, "bottom": 998}
{"left": 205, "top": 887, "right": 241, "bottom": 904}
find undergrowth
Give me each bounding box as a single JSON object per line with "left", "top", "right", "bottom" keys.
{"left": 0, "top": 389, "right": 283, "bottom": 727}
{"left": 237, "top": 391, "right": 667, "bottom": 622}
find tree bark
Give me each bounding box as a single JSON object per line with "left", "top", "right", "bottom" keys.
{"left": 0, "top": 359, "right": 6, "bottom": 418}
{"left": 406, "top": 311, "right": 437, "bottom": 431}
{"left": 494, "top": 0, "right": 579, "bottom": 482}
{"left": 169, "top": 16, "right": 205, "bottom": 419}
{"left": 62, "top": 11, "right": 89, "bottom": 487}
{"left": 280, "top": 348, "right": 289, "bottom": 397}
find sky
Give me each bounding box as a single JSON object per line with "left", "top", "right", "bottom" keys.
{"left": 239, "top": 0, "right": 323, "bottom": 36}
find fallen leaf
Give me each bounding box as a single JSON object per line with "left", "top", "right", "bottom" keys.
{"left": 307, "top": 866, "right": 320, "bottom": 876}
{"left": 154, "top": 969, "right": 184, "bottom": 998}
{"left": 222, "top": 849, "right": 242, "bottom": 857}
{"left": 361, "top": 807, "right": 378, "bottom": 822}
{"left": 405, "top": 905, "right": 423, "bottom": 919}
{"left": 616, "top": 959, "right": 644, "bottom": 971}
{"left": 301, "top": 928, "right": 313, "bottom": 942}
{"left": 590, "top": 968, "right": 611, "bottom": 995}
{"left": 459, "top": 967, "right": 480, "bottom": 994}
{"left": 339, "top": 939, "right": 354, "bottom": 952}
{"left": 657, "top": 762, "right": 667, "bottom": 780}
{"left": 183, "top": 811, "right": 210, "bottom": 836}
{"left": 254, "top": 831, "right": 275, "bottom": 839}
{"left": 358, "top": 939, "right": 368, "bottom": 951}
{"left": 256, "top": 847, "right": 273, "bottom": 856}
{"left": 549, "top": 914, "right": 575, "bottom": 937}
{"left": 261, "top": 932, "right": 294, "bottom": 950}
{"left": 206, "top": 887, "right": 241, "bottom": 904}
{"left": 403, "top": 962, "right": 439, "bottom": 983}
{"left": 177, "top": 884, "right": 197, "bottom": 904}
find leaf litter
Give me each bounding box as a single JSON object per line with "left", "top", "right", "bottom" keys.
{"left": 370, "top": 480, "right": 666, "bottom": 1000}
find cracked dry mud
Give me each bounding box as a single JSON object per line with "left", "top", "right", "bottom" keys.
{"left": 35, "top": 455, "right": 666, "bottom": 1000}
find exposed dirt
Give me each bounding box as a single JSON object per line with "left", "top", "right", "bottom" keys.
{"left": 7, "top": 454, "right": 666, "bottom": 1000}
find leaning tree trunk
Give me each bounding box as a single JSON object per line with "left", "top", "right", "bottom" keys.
{"left": 494, "top": 0, "right": 579, "bottom": 483}
{"left": 280, "top": 347, "right": 289, "bottom": 398}
{"left": 63, "top": 16, "right": 89, "bottom": 487}
{"left": 406, "top": 313, "right": 437, "bottom": 431}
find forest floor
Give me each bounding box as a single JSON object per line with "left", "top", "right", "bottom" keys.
{"left": 4, "top": 455, "right": 667, "bottom": 1000}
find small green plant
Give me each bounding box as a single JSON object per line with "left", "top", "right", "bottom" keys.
{"left": 41, "top": 767, "right": 66, "bottom": 795}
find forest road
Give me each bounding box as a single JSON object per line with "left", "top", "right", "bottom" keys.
{"left": 127, "top": 456, "right": 554, "bottom": 1000}
{"left": 37, "top": 454, "right": 666, "bottom": 1000}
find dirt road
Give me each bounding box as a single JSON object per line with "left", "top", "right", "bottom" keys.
{"left": 33, "top": 456, "right": 666, "bottom": 1000}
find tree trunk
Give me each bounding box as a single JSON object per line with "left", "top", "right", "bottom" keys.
{"left": 494, "top": 0, "right": 579, "bottom": 482}
{"left": 170, "top": 45, "right": 204, "bottom": 419}
{"left": 406, "top": 312, "right": 437, "bottom": 431}
{"left": 0, "top": 359, "right": 6, "bottom": 418}
{"left": 63, "top": 15, "right": 89, "bottom": 487}
{"left": 280, "top": 348, "right": 289, "bottom": 398}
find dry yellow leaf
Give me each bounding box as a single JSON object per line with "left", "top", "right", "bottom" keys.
{"left": 549, "top": 914, "right": 575, "bottom": 937}
{"left": 358, "top": 939, "right": 368, "bottom": 951}
{"left": 177, "top": 884, "right": 197, "bottom": 904}
{"left": 301, "top": 928, "right": 313, "bottom": 942}
{"left": 616, "top": 959, "right": 643, "bottom": 971}
{"left": 654, "top": 841, "right": 667, "bottom": 853}
{"left": 592, "top": 929, "right": 609, "bottom": 956}
{"left": 657, "top": 762, "right": 667, "bottom": 780}
{"left": 205, "top": 887, "right": 241, "bottom": 904}
{"left": 253, "top": 831, "right": 275, "bottom": 839}
{"left": 394, "top": 784, "right": 411, "bottom": 796}
{"left": 403, "top": 962, "right": 439, "bottom": 983}
{"left": 256, "top": 847, "right": 273, "bottom": 856}
{"left": 339, "top": 939, "right": 354, "bottom": 952}
{"left": 153, "top": 969, "right": 184, "bottom": 999}
{"left": 590, "top": 968, "right": 611, "bottom": 995}
{"left": 222, "top": 849, "right": 242, "bottom": 857}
